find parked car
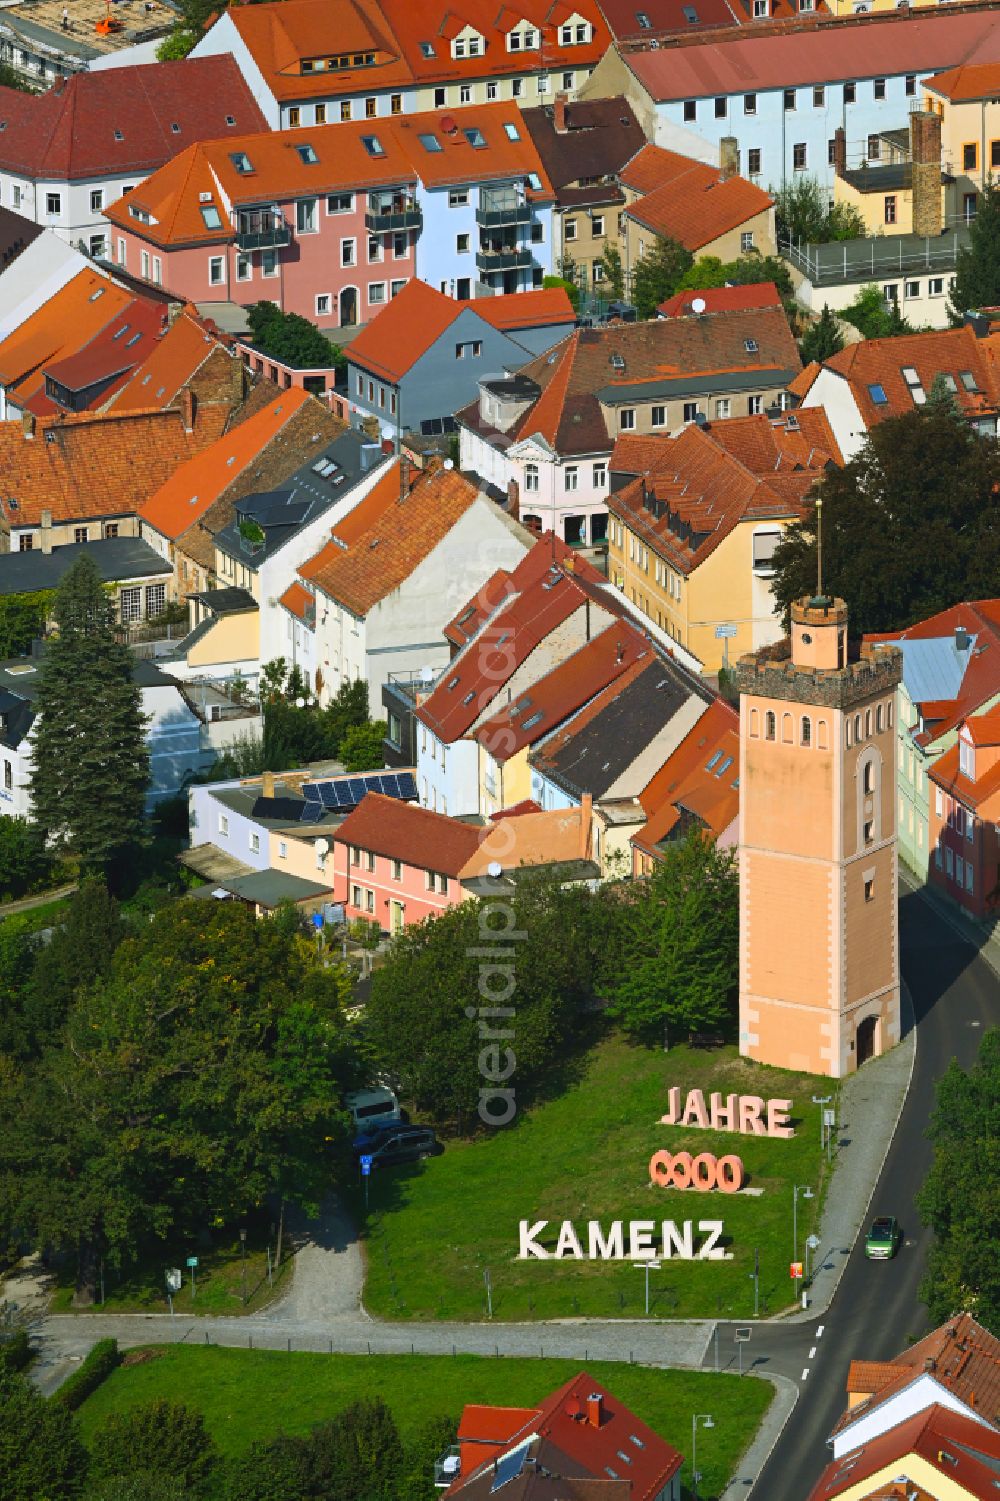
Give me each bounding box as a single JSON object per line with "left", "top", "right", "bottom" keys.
{"left": 865, "top": 1216, "right": 901, "bottom": 1260}
{"left": 360, "top": 1125, "right": 440, "bottom": 1168}
{"left": 345, "top": 1086, "right": 400, "bottom": 1130}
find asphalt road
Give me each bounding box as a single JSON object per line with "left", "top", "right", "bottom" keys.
{"left": 708, "top": 882, "right": 999, "bottom": 1495}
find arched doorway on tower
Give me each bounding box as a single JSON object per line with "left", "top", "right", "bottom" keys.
{"left": 857, "top": 1015, "right": 878, "bottom": 1067}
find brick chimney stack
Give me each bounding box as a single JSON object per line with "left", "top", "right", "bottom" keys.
{"left": 553, "top": 93, "right": 569, "bottom": 133}
{"left": 585, "top": 1392, "right": 603, "bottom": 1428}
{"left": 833, "top": 126, "right": 847, "bottom": 181}
{"left": 21, "top": 410, "right": 35, "bottom": 440}
{"left": 719, "top": 136, "right": 739, "bottom": 181}
{"left": 506, "top": 477, "right": 520, "bottom": 521}
{"left": 910, "top": 110, "right": 943, "bottom": 238}
{"left": 181, "top": 386, "right": 195, "bottom": 433}
{"left": 40, "top": 509, "right": 52, "bottom": 556}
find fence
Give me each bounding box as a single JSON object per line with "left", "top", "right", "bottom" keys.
{"left": 781, "top": 230, "right": 969, "bottom": 287}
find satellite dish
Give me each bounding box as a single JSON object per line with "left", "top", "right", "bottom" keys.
{"left": 420, "top": 665, "right": 435, "bottom": 683}
{"left": 443, "top": 458, "right": 455, "bottom": 470}
{"left": 691, "top": 296, "right": 707, "bottom": 314}
{"left": 316, "top": 838, "right": 330, "bottom": 855}
{"left": 487, "top": 860, "right": 503, "bottom": 878}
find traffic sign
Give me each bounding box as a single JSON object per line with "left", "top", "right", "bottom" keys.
{"left": 311, "top": 911, "right": 324, "bottom": 929}
{"left": 165, "top": 1268, "right": 182, "bottom": 1293}
{"left": 734, "top": 1327, "right": 752, "bottom": 1343}
{"left": 790, "top": 1261, "right": 804, "bottom": 1280}
{"left": 360, "top": 1154, "right": 373, "bottom": 1177}
{"left": 715, "top": 624, "right": 738, "bottom": 639}
{"left": 186, "top": 1256, "right": 199, "bottom": 1268}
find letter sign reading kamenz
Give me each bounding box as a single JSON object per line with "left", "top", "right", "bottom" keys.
{"left": 660, "top": 1087, "right": 794, "bottom": 1138}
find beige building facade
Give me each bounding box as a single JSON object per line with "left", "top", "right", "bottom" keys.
{"left": 736, "top": 597, "right": 902, "bottom": 1078}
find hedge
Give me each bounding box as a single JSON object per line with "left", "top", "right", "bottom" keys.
{"left": 52, "top": 1337, "right": 120, "bottom": 1410}
{"left": 0, "top": 1328, "right": 31, "bottom": 1372}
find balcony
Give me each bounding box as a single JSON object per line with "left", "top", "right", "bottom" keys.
{"left": 434, "top": 1447, "right": 461, "bottom": 1489}
{"left": 365, "top": 194, "right": 422, "bottom": 233}
{"left": 235, "top": 210, "right": 291, "bottom": 252}
{"left": 476, "top": 246, "right": 535, "bottom": 274}
{"left": 476, "top": 188, "right": 532, "bottom": 229}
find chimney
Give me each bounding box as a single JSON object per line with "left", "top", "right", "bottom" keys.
{"left": 506, "top": 477, "right": 519, "bottom": 522}
{"left": 399, "top": 454, "right": 411, "bottom": 500}
{"left": 261, "top": 769, "right": 276, "bottom": 798}
{"left": 40, "top": 509, "right": 52, "bottom": 556}
{"left": 585, "top": 1392, "right": 603, "bottom": 1428}
{"left": 381, "top": 437, "right": 395, "bottom": 455}
{"left": 910, "top": 110, "right": 943, "bottom": 238}
{"left": 580, "top": 792, "right": 593, "bottom": 859}
{"left": 955, "top": 624, "right": 971, "bottom": 653}
{"left": 719, "top": 136, "right": 739, "bottom": 181}
{"left": 553, "top": 93, "right": 569, "bottom": 133}
{"left": 833, "top": 126, "right": 847, "bottom": 181}
{"left": 925, "top": 1356, "right": 937, "bottom": 1372}
{"left": 181, "top": 386, "right": 195, "bottom": 433}
{"left": 21, "top": 410, "right": 35, "bottom": 440}
{"left": 167, "top": 300, "right": 184, "bottom": 328}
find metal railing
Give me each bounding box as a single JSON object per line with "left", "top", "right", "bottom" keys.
{"left": 477, "top": 188, "right": 531, "bottom": 228}
{"left": 235, "top": 210, "right": 291, "bottom": 252}
{"left": 780, "top": 229, "right": 969, "bottom": 286}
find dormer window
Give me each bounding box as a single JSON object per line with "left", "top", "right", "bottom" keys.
{"left": 560, "top": 19, "right": 592, "bottom": 44}
{"left": 453, "top": 29, "right": 484, "bottom": 59}
{"left": 959, "top": 734, "right": 975, "bottom": 779}
{"left": 508, "top": 25, "right": 538, "bottom": 50}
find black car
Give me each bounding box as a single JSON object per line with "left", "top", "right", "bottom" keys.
{"left": 363, "top": 1126, "right": 440, "bottom": 1168}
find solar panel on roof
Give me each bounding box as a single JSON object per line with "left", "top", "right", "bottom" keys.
{"left": 397, "top": 772, "right": 417, "bottom": 800}
{"left": 302, "top": 783, "right": 321, "bottom": 801}
{"left": 381, "top": 773, "right": 400, "bottom": 798}
{"left": 490, "top": 1441, "right": 532, "bottom": 1493}
{"left": 347, "top": 778, "right": 367, "bottom": 803}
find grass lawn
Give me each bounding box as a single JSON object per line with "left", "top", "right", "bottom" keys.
{"left": 49, "top": 1224, "right": 290, "bottom": 1316}
{"left": 0, "top": 893, "right": 74, "bottom": 933}
{"left": 77, "top": 1345, "right": 771, "bottom": 1499}
{"left": 355, "top": 1033, "right": 835, "bottom": 1322}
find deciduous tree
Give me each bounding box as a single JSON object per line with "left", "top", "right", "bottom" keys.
{"left": 950, "top": 178, "right": 1000, "bottom": 324}
{"left": 0, "top": 1365, "right": 88, "bottom": 1500}
{"left": 89, "top": 1400, "right": 216, "bottom": 1496}
{"left": 632, "top": 236, "right": 694, "bottom": 319}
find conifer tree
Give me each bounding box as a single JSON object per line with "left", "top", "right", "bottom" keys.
{"left": 799, "top": 304, "right": 843, "bottom": 364}
{"left": 29, "top": 557, "right": 149, "bottom": 872}
{"left": 950, "top": 178, "right": 1000, "bottom": 324}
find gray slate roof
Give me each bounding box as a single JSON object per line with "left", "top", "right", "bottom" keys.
{"left": 0, "top": 537, "right": 171, "bottom": 597}
{"left": 898, "top": 634, "right": 975, "bottom": 706}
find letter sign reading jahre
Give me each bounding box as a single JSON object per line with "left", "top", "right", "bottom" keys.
{"left": 660, "top": 1087, "right": 794, "bottom": 1138}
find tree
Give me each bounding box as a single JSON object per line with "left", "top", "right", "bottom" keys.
{"left": 773, "top": 175, "right": 865, "bottom": 245}
{"left": 9, "top": 878, "right": 123, "bottom": 1055}
{"left": 340, "top": 719, "right": 388, "bottom": 772}
{"left": 246, "top": 302, "right": 344, "bottom": 371}
{"left": 799, "top": 304, "right": 844, "bottom": 364}
{"left": 632, "top": 236, "right": 693, "bottom": 319}
{"left": 608, "top": 830, "right": 739, "bottom": 1043}
{"left": 917, "top": 1030, "right": 1000, "bottom": 1332}
{"left": 89, "top": 1400, "right": 217, "bottom": 1496}
{"left": 771, "top": 401, "right": 1000, "bottom": 635}
{"left": 841, "top": 284, "right": 915, "bottom": 339}
{"left": 597, "top": 243, "right": 626, "bottom": 301}
{"left": 29, "top": 557, "right": 149, "bottom": 874}
{"left": 0, "top": 815, "right": 52, "bottom": 902}
{"left": 542, "top": 274, "right": 580, "bottom": 311}
{"left": 0, "top": 1365, "right": 88, "bottom": 1500}
{"left": 0, "top": 62, "right": 33, "bottom": 93}
{"left": 155, "top": 29, "right": 198, "bottom": 59}
{"left": 950, "top": 178, "right": 1000, "bottom": 324}
{"left": 0, "top": 590, "right": 53, "bottom": 657}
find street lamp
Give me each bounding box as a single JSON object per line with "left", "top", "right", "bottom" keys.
{"left": 239, "top": 1228, "right": 248, "bottom": 1306}
{"left": 793, "top": 1185, "right": 814, "bottom": 1265}
{"left": 812, "top": 1094, "right": 833, "bottom": 1157}
{"left": 691, "top": 1413, "right": 714, "bottom": 1500}
{"left": 633, "top": 1258, "right": 661, "bottom": 1315}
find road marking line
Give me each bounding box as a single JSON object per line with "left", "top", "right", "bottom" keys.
{"left": 809, "top": 1346, "right": 817, "bottom": 1359}
{"left": 816, "top": 1325, "right": 825, "bottom": 1337}
{"left": 801, "top": 1367, "right": 809, "bottom": 1380}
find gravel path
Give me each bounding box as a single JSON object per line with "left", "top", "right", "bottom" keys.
{"left": 263, "top": 1195, "right": 364, "bottom": 1325}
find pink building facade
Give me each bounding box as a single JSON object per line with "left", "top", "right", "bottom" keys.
{"left": 332, "top": 836, "right": 466, "bottom": 933}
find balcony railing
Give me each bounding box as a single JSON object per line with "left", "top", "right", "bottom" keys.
{"left": 434, "top": 1447, "right": 461, "bottom": 1488}
{"left": 365, "top": 196, "right": 422, "bottom": 233}
{"left": 476, "top": 246, "right": 534, "bottom": 273}
{"left": 235, "top": 211, "right": 292, "bottom": 252}
{"left": 476, "top": 188, "right": 531, "bottom": 228}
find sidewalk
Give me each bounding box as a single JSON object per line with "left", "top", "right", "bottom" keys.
{"left": 719, "top": 1373, "right": 798, "bottom": 1501}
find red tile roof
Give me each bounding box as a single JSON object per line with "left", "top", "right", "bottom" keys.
{"left": 279, "top": 580, "right": 315, "bottom": 622}
{"left": 303, "top": 463, "right": 482, "bottom": 616}
{"left": 28, "top": 296, "right": 166, "bottom": 417}
{"left": 111, "top": 307, "right": 234, "bottom": 414}
{"left": 345, "top": 280, "right": 470, "bottom": 385}
{"left": 0, "top": 269, "right": 133, "bottom": 410}
{"left": 0, "top": 56, "right": 266, "bottom": 181}
{"left": 632, "top": 697, "right": 739, "bottom": 855}
{"left": 621, "top": 9, "right": 1000, "bottom": 101}
{"left": 448, "top": 1373, "right": 682, "bottom": 1501}
{"left": 475, "top": 621, "right": 653, "bottom": 761}
{"left": 658, "top": 282, "right": 783, "bottom": 317}
{"left": 222, "top": 0, "right": 609, "bottom": 104}
{"left": 619, "top": 142, "right": 700, "bottom": 194}
{"left": 808, "top": 1403, "right": 1000, "bottom": 1501}
{"left": 107, "top": 102, "right": 553, "bottom": 251}
{"left": 598, "top": 0, "right": 737, "bottom": 41}
{"left": 467, "top": 287, "right": 575, "bottom": 331}
{"left": 139, "top": 388, "right": 312, "bottom": 540}
{"left": 622, "top": 149, "right": 773, "bottom": 252}
{"left": 925, "top": 61, "right": 1000, "bottom": 103}
{"left": 333, "top": 791, "right": 485, "bottom": 875}
{"left": 810, "top": 326, "right": 1000, "bottom": 430}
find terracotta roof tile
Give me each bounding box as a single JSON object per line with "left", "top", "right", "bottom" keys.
{"left": 659, "top": 282, "right": 783, "bottom": 318}
{"left": 460, "top": 804, "right": 588, "bottom": 875}
{"left": 346, "top": 280, "right": 469, "bottom": 385}
{"left": 632, "top": 696, "right": 739, "bottom": 855}
{"left": 624, "top": 163, "right": 773, "bottom": 253}
{"left": 926, "top": 61, "right": 1000, "bottom": 103}
{"left": 304, "top": 463, "right": 480, "bottom": 617}
{"left": 111, "top": 307, "right": 232, "bottom": 414}
{"left": 819, "top": 326, "right": 1000, "bottom": 429}
{"left": 808, "top": 1403, "right": 1000, "bottom": 1501}
{"left": 0, "top": 56, "right": 266, "bottom": 181}
{"left": 333, "top": 791, "right": 485, "bottom": 875}
{"left": 279, "top": 580, "right": 314, "bottom": 621}
{"left": 468, "top": 287, "right": 575, "bottom": 331}
{"left": 619, "top": 142, "right": 701, "bottom": 194}
{"left": 0, "top": 269, "right": 132, "bottom": 406}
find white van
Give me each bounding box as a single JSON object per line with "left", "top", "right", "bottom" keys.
{"left": 346, "top": 1087, "right": 401, "bottom": 1129}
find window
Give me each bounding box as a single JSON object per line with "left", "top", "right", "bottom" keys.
{"left": 801, "top": 716, "right": 811, "bottom": 747}
{"left": 90, "top": 187, "right": 104, "bottom": 212}
{"left": 296, "top": 198, "right": 317, "bottom": 233}
{"left": 219, "top": 813, "right": 229, "bottom": 836}
{"left": 390, "top": 93, "right": 402, "bottom": 114}
{"left": 316, "top": 292, "right": 331, "bottom": 314}
{"left": 120, "top": 587, "right": 141, "bottom": 623}
{"left": 327, "top": 192, "right": 353, "bottom": 213}
{"left": 651, "top": 404, "right": 666, "bottom": 427}
{"left": 361, "top": 134, "right": 385, "bottom": 156}
{"left": 967, "top": 863, "right": 975, "bottom": 894}
{"left": 460, "top": 83, "right": 472, "bottom": 104}
{"left": 683, "top": 401, "right": 698, "bottom": 423}
{"left": 684, "top": 100, "right": 696, "bottom": 121}
{"left": 208, "top": 256, "right": 224, "bottom": 285}
{"left": 350, "top": 846, "right": 360, "bottom": 866}
{"left": 959, "top": 737, "right": 974, "bottom": 779}
{"left": 262, "top": 249, "right": 278, "bottom": 278}
{"left": 512, "top": 79, "right": 523, "bottom": 98}
{"left": 564, "top": 218, "right": 577, "bottom": 242}
{"left": 743, "top": 93, "right": 756, "bottom": 115}
{"left": 747, "top": 394, "right": 762, "bottom": 415}
{"left": 593, "top": 462, "right": 607, "bottom": 488}
{"left": 341, "top": 238, "right": 356, "bottom": 266}
{"left": 905, "top": 279, "right": 920, "bottom": 300}
{"left": 564, "top": 465, "right": 578, "bottom": 491}
{"left": 741, "top": 230, "right": 754, "bottom": 252}
{"left": 314, "top": 104, "right": 327, "bottom": 125}
{"left": 236, "top": 253, "right": 251, "bottom": 281}
{"left": 391, "top": 859, "right": 403, "bottom": 880}
{"left": 964, "top": 142, "right": 978, "bottom": 172}
{"left": 296, "top": 142, "right": 319, "bottom": 164}
{"left": 747, "top": 148, "right": 761, "bottom": 177}
{"left": 935, "top": 785, "right": 943, "bottom": 817}
{"left": 592, "top": 214, "right": 605, "bottom": 237}
{"left": 619, "top": 408, "right": 635, "bottom": 430}
{"left": 715, "top": 398, "right": 731, "bottom": 419}
{"left": 17, "top": 534, "right": 32, "bottom": 552}
{"left": 864, "top": 877, "right": 875, "bottom": 903}
{"left": 341, "top": 101, "right": 352, "bottom": 122}
{"left": 351, "top": 884, "right": 362, "bottom": 908}
{"left": 905, "top": 74, "right": 916, "bottom": 97}
{"left": 391, "top": 279, "right": 406, "bottom": 298}
{"left": 104, "top": 523, "right": 118, "bottom": 539}
{"left": 793, "top": 142, "right": 807, "bottom": 171}
{"left": 145, "top": 583, "right": 165, "bottom": 618}
{"left": 783, "top": 88, "right": 795, "bottom": 111}
{"left": 964, "top": 193, "right": 978, "bottom": 222}
{"left": 561, "top": 72, "right": 573, "bottom": 90}
{"left": 73, "top": 526, "right": 89, "bottom": 544}
{"left": 45, "top": 191, "right": 61, "bottom": 215}
{"left": 873, "top": 78, "right": 886, "bottom": 100}
{"left": 367, "top": 234, "right": 382, "bottom": 262}
{"left": 288, "top": 107, "right": 300, "bottom": 127}
{"left": 813, "top": 85, "right": 824, "bottom": 107}
{"left": 844, "top": 81, "right": 856, "bottom": 104}
{"left": 765, "top": 711, "right": 776, "bottom": 741}
{"left": 449, "top": 188, "right": 469, "bottom": 207}
{"left": 864, "top": 819, "right": 874, "bottom": 846}
{"left": 455, "top": 339, "right": 481, "bottom": 357}
{"left": 993, "top": 141, "right": 1000, "bottom": 170}
{"left": 714, "top": 96, "right": 726, "bottom": 118}
{"left": 456, "top": 231, "right": 470, "bottom": 254}
{"left": 524, "top": 463, "right": 539, "bottom": 492}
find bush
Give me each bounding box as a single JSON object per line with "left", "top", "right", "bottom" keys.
{"left": 0, "top": 1330, "right": 31, "bottom": 1372}
{"left": 53, "top": 1338, "right": 120, "bottom": 1411}
{"left": 89, "top": 1398, "right": 217, "bottom": 1494}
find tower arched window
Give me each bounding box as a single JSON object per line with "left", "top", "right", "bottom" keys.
{"left": 765, "top": 710, "right": 776, "bottom": 741}
{"left": 865, "top": 709, "right": 872, "bottom": 738}
{"left": 877, "top": 704, "right": 884, "bottom": 734}
{"left": 782, "top": 712, "right": 793, "bottom": 744}
{"left": 846, "top": 719, "right": 852, "bottom": 749}
{"left": 818, "top": 719, "right": 829, "bottom": 750}
{"left": 801, "top": 715, "right": 811, "bottom": 747}
{"left": 864, "top": 761, "right": 874, "bottom": 796}
{"left": 855, "top": 713, "right": 862, "bottom": 742}
{"left": 750, "top": 707, "right": 760, "bottom": 737}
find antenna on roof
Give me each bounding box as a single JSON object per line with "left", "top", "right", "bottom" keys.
{"left": 815, "top": 495, "right": 823, "bottom": 599}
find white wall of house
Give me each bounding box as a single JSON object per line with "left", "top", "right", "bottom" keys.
{"left": 460, "top": 424, "right": 610, "bottom": 545}
{"left": 191, "top": 13, "right": 281, "bottom": 128}
{"left": 795, "top": 273, "right": 956, "bottom": 334}
{"left": 143, "top": 680, "right": 208, "bottom": 805}
{"left": 416, "top": 729, "right": 479, "bottom": 818}
{"left": 188, "top": 779, "right": 270, "bottom": 870}
{"left": 0, "top": 171, "right": 149, "bottom": 256}
{"left": 0, "top": 231, "right": 95, "bottom": 342}
{"left": 831, "top": 1373, "right": 989, "bottom": 1461}
{"left": 798, "top": 367, "right": 867, "bottom": 461}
